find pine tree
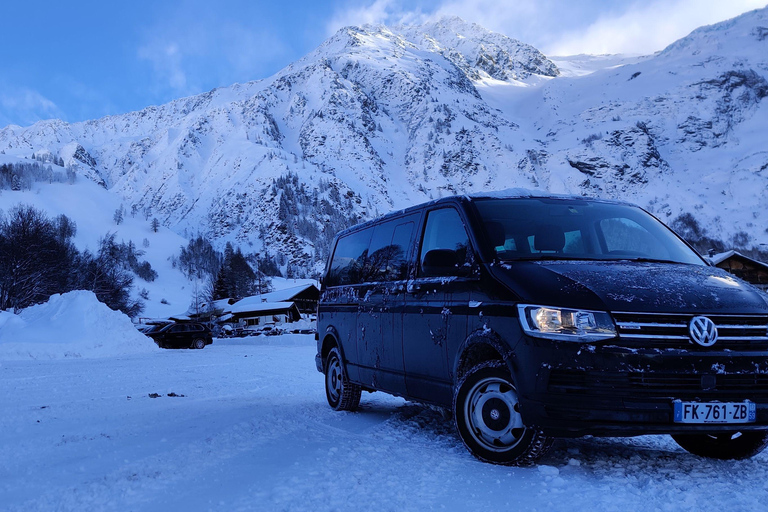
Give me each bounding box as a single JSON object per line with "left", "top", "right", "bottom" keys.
{"left": 113, "top": 206, "right": 124, "bottom": 225}
{"left": 212, "top": 269, "right": 228, "bottom": 300}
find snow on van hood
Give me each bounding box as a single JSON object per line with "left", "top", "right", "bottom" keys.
{"left": 495, "top": 260, "right": 768, "bottom": 314}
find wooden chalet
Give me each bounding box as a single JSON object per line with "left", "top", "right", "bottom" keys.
{"left": 710, "top": 251, "right": 768, "bottom": 291}
{"left": 223, "top": 299, "right": 301, "bottom": 331}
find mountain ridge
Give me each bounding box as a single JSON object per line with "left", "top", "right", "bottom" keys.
{"left": 1, "top": 12, "right": 767, "bottom": 274}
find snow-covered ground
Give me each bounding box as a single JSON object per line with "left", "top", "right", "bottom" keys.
{"left": 3, "top": 332, "right": 768, "bottom": 511}
{"left": 0, "top": 170, "right": 193, "bottom": 319}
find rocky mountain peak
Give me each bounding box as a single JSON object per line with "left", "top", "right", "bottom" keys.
{"left": 393, "top": 16, "right": 559, "bottom": 81}
{"left": 325, "top": 16, "right": 559, "bottom": 83}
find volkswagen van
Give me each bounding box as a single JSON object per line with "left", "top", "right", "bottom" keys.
{"left": 315, "top": 192, "right": 768, "bottom": 465}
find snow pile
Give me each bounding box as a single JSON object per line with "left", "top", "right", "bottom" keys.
{"left": 0, "top": 290, "right": 158, "bottom": 360}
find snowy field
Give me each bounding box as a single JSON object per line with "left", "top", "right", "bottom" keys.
{"left": 3, "top": 332, "right": 768, "bottom": 511}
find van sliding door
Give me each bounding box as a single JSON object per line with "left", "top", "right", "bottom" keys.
{"left": 356, "top": 215, "right": 418, "bottom": 396}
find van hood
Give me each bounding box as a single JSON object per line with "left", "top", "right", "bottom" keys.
{"left": 493, "top": 260, "right": 768, "bottom": 314}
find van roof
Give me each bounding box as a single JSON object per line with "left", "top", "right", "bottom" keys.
{"left": 336, "top": 191, "right": 634, "bottom": 239}
{"left": 466, "top": 188, "right": 632, "bottom": 205}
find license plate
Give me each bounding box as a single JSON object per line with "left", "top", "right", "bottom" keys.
{"left": 673, "top": 401, "right": 756, "bottom": 424}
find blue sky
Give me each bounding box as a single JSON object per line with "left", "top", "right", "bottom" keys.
{"left": 1, "top": 0, "right": 764, "bottom": 127}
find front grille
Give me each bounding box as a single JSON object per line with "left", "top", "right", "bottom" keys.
{"left": 548, "top": 369, "right": 768, "bottom": 399}
{"left": 611, "top": 312, "right": 768, "bottom": 350}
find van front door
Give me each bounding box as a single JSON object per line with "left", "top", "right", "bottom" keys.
{"left": 403, "top": 207, "right": 470, "bottom": 405}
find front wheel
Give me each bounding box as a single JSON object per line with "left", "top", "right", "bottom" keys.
{"left": 454, "top": 361, "right": 552, "bottom": 465}
{"left": 672, "top": 431, "right": 768, "bottom": 460}
{"left": 324, "top": 347, "right": 361, "bottom": 411}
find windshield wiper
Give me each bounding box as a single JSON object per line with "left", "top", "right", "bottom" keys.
{"left": 620, "top": 257, "right": 680, "bottom": 264}
{"left": 500, "top": 255, "right": 605, "bottom": 262}
{"left": 499, "top": 256, "right": 684, "bottom": 264}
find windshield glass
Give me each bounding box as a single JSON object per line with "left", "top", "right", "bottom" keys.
{"left": 473, "top": 198, "right": 705, "bottom": 265}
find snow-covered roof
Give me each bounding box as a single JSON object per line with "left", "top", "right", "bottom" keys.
{"left": 258, "top": 284, "right": 319, "bottom": 302}
{"left": 227, "top": 301, "right": 297, "bottom": 315}
{"left": 710, "top": 250, "right": 737, "bottom": 265}
{"left": 710, "top": 250, "right": 768, "bottom": 269}
{"left": 138, "top": 318, "right": 173, "bottom": 325}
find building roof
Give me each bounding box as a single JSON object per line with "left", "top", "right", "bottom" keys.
{"left": 258, "top": 283, "right": 319, "bottom": 302}
{"left": 710, "top": 250, "right": 768, "bottom": 269}
{"left": 227, "top": 300, "right": 298, "bottom": 315}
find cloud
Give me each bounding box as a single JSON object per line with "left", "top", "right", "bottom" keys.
{"left": 137, "top": 41, "right": 190, "bottom": 95}
{"left": 325, "top": 0, "right": 586, "bottom": 43}
{"left": 136, "top": 7, "right": 289, "bottom": 100}
{"left": 325, "top": 0, "right": 429, "bottom": 34}
{"left": 0, "top": 85, "right": 63, "bottom": 127}
{"left": 547, "top": 0, "right": 768, "bottom": 56}
{"left": 324, "top": 0, "right": 766, "bottom": 56}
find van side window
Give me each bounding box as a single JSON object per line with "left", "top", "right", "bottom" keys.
{"left": 327, "top": 229, "right": 373, "bottom": 286}
{"left": 419, "top": 208, "right": 470, "bottom": 275}
{"left": 389, "top": 222, "right": 414, "bottom": 280}
{"left": 361, "top": 219, "right": 416, "bottom": 282}
{"left": 362, "top": 222, "right": 396, "bottom": 282}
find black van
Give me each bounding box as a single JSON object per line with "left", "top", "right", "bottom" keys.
{"left": 315, "top": 192, "right": 768, "bottom": 465}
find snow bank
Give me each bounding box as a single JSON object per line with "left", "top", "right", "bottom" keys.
{"left": 0, "top": 291, "right": 158, "bottom": 360}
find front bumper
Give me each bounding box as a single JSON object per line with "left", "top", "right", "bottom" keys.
{"left": 514, "top": 337, "right": 768, "bottom": 437}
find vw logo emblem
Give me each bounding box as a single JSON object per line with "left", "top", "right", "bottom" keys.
{"left": 689, "top": 316, "right": 718, "bottom": 347}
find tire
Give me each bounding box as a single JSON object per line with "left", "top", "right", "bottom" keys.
{"left": 454, "top": 360, "right": 552, "bottom": 465}
{"left": 672, "top": 431, "right": 768, "bottom": 460}
{"left": 192, "top": 338, "right": 206, "bottom": 350}
{"left": 324, "top": 347, "right": 361, "bottom": 411}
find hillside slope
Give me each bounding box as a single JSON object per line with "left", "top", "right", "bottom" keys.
{"left": 1, "top": 11, "right": 767, "bottom": 271}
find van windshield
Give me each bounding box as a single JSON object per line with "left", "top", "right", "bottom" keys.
{"left": 473, "top": 198, "right": 705, "bottom": 265}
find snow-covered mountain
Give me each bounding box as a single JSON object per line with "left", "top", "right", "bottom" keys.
{"left": 1, "top": 10, "right": 767, "bottom": 272}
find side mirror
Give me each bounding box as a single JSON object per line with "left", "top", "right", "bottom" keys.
{"left": 422, "top": 249, "right": 472, "bottom": 277}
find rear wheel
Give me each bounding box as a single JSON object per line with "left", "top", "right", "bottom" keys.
{"left": 191, "top": 338, "right": 206, "bottom": 350}
{"left": 454, "top": 361, "right": 552, "bottom": 465}
{"left": 324, "top": 347, "right": 361, "bottom": 411}
{"left": 672, "top": 431, "right": 768, "bottom": 460}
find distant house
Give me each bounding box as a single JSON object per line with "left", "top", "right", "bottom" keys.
{"left": 254, "top": 283, "right": 320, "bottom": 313}
{"left": 224, "top": 299, "right": 301, "bottom": 331}
{"left": 710, "top": 251, "right": 768, "bottom": 291}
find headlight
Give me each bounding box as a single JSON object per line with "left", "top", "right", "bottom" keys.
{"left": 517, "top": 305, "right": 616, "bottom": 342}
